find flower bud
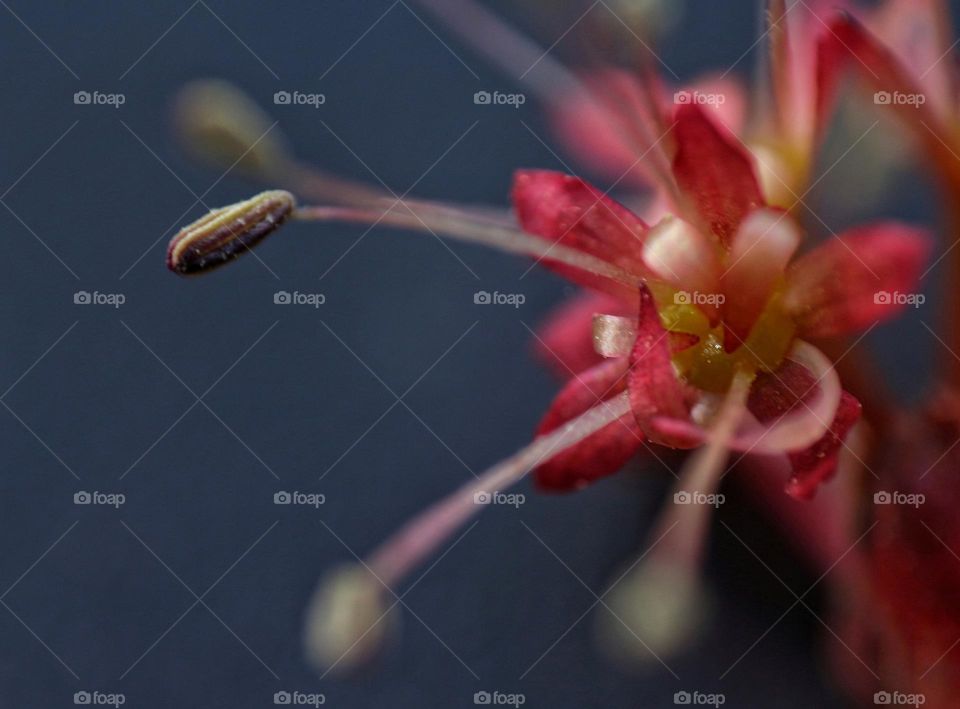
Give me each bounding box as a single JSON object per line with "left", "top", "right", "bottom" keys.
{"left": 166, "top": 190, "right": 295, "bottom": 274}
{"left": 174, "top": 79, "right": 290, "bottom": 176}
{"left": 303, "top": 564, "right": 396, "bottom": 674}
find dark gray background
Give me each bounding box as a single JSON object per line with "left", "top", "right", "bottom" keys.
{"left": 0, "top": 1, "right": 944, "bottom": 707}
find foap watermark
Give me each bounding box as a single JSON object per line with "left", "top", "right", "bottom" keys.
{"left": 673, "top": 491, "right": 725, "bottom": 509}
{"left": 674, "top": 290, "right": 725, "bottom": 307}
{"left": 874, "top": 690, "right": 926, "bottom": 707}
{"left": 74, "top": 291, "right": 125, "bottom": 308}
{"left": 473, "top": 90, "right": 526, "bottom": 108}
{"left": 473, "top": 490, "right": 525, "bottom": 508}
{"left": 273, "top": 491, "right": 325, "bottom": 508}
{"left": 274, "top": 290, "right": 325, "bottom": 308}
{"left": 474, "top": 290, "right": 525, "bottom": 308}
{"left": 874, "top": 491, "right": 925, "bottom": 509}
{"left": 874, "top": 91, "right": 926, "bottom": 107}
{"left": 73, "top": 690, "right": 126, "bottom": 706}
{"left": 874, "top": 290, "right": 925, "bottom": 308}
{"left": 273, "top": 690, "right": 326, "bottom": 706}
{"left": 674, "top": 690, "right": 726, "bottom": 707}
{"left": 274, "top": 90, "right": 326, "bottom": 108}
{"left": 473, "top": 690, "right": 526, "bottom": 706}
{"left": 73, "top": 90, "right": 125, "bottom": 108}
{"left": 674, "top": 90, "right": 726, "bottom": 107}
{"left": 74, "top": 491, "right": 126, "bottom": 509}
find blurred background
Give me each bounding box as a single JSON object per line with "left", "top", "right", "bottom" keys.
{"left": 0, "top": 1, "right": 945, "bottom": 706}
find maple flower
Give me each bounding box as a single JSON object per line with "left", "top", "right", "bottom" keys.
{"left": 168, "top": 0, "right": 960, "bottom": 680}
{"left": 166, "top": 86, "right": 930, "bottom": 669}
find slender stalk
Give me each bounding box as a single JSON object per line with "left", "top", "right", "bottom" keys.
{"left": 368, "top": 391, "right": 632, "bottom": 587}
{"left": 293, "top": 204, "right": 640, "bottom": 288}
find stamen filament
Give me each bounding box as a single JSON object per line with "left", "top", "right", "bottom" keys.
{"left": 293, "top": 204, "right": 639, "bottom": 288}
{"left": 304, "top": 391, "right": 632, "bottom": 672}
{"left": 601, "top": 368, "right": 754, "bottom": 661}
{"left": 368, "top": 391, "right": 632, "bottom": 587}
{"left": 411, "top": 0, "right": 580, "bottom": 101}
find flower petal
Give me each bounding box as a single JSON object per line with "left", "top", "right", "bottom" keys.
{"left": 547, "top": 70, "right": 668, "bottom": 189}
{"left": 643, "top": 216, "right": 721, "bottom": 295}
{"left": 671, "top": 104, "right": 764, "bottom": 247}
{"left": 512, "top": 170, "right": 649, "bottom": 301}
{"left": 783, "top": 222, "right": 931, "bottom": 338}
{"left": 720, "top": 208, "right": 801, "bottom": 347}
{"left": 784, "top": 390, "right": 861, "bottom": 499}
{"left": 747, "top": 355, "right": 861, "bottom": 499}
{"left": 817, "top": 13, "right": 951, "bottom": 170}
{"left": 628, "top": 285, "right": 698, "bottom": 447}
{"left": 533, "top": 291, "right": 627, "bottom": 378}
{"left": 534, "top": 357, "right": 644, "bottom": 491}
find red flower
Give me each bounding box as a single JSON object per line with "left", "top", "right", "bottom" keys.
{"left": 516, "top": 103, "right": 929, "bottom": 497}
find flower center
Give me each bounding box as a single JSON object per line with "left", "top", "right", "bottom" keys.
{"left": 654, "top": 285, "right": 796, "bottom": 392}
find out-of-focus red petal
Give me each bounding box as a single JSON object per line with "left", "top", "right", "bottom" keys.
{"left": 671, "top": 104, "right": 764, "bottom": 248}
{"left": 512, "top": 170, "right": 649, "bottom": 302}
{"left": 784, "top": 222, "right": 931, "bottom": 338}
{"left": 533, "top": 291, "right": 627, "bottom": 378}
{"left": 679, "top": 74, "right": 748, "bottom": 135}
{"left": 817, "top": 13, "right": 952, "bottom": 171}
{"left": 547, "top": 70, "right": 664, "bottom": 189}
{"left": 534, "top": 357, "right": 644, "bottom": 491}
{"left": 748, "top": 361, "right": 862, "bottom": 499}
{"left": 628, "top": 285, "right": 697, "bottom": 448}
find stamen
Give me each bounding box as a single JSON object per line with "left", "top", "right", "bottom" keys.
{"left": 410, "top": 0, "right": 580, "bottom": 101}
{"left": 600, "top": 368, "right": 753, "bottom": 662}
{"left": 302, "top": 391, "right": 632, "bottom": 672}
{"left": 167, "top": 190, "right": 295, "bottom": 274}
{"left": 293, "top": 204, "right": 639, "bottom": 288}
{"left": 174, "top": 80, "right": 390, "bottom": 207}
{"left": 174, "top": 80, "right": 291, "bottom": 178}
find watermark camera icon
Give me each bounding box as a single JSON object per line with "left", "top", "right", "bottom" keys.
{"left": 474, "top": 91, "right": 492, "bottom": 105}
{"left": 74, "top": 291, "right": 92, "bottom": 304}
{"left": 474, "top": 691, "right": 492, "bottom": 705}
{"left": 274, "top": 91, "right": 292, "bottom": 105}
{"left": 674, "top": 491, "right": 692, "bottom": 505}
{"left": 74, "top": 91, "right": 91, "bottom": 105}
{"left": 674, "top": 691, "right": 692, "bottom": 705}
{"left": 474, "top": 290, "right": 492, "bottom": 304}
{"left": 874, "top": 491, "right": 892, "bottom": 504}
{"left": 74, "top": 491, "right": 92, "bottom": 505}
{"left": 473, "top": 491, "right": 492, "bottom": 505}
{"left": 274, "top": 491, "right": 292, "bottom": 505}
{"left": 274, "top": 291, "right": 292, "bottom": 304}
{"left": 274, "top": 691, "right": 292, "bottom": 704}
{"left": 74, "top": 691, "right": 92, "bottom": 704}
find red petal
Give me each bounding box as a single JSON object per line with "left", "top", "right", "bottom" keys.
{"left": 547, "top": 70, "right": 662, "bottom": 188}
{"left": 512, "top": 170, "right": 649, "bottom": 302}
{"left": 532, "top": 291, "right": 627, "bottom": 378}
{"left": 817, "top": 14, "right": 949, "bottom": 166}
{"left": 628, "top": 285, "right": 697, "bottom": 447}
{"left": 671, "top": 104, "right": 764, "bottom": 247}
{"left": 784, "top": 222, "right": 931, "bottom": 338}
{"left": 534, "top": 357, "right": 644, "bottom": 491}
{"left": 748, "top": 361, "right": 862, "bottom": 499}
{"left": 785, "top": 390, "right": 861, "bottom": 499}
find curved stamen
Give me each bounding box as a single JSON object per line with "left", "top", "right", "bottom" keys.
{"left": 304, "top": 391, "right": 632, "bottom": 672}
{"left": 601, "top": 368, "right": 753, "bottom": 661}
